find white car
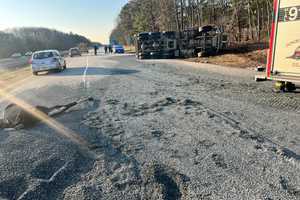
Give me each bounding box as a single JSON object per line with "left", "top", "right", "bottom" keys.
{"left": 31, "top": 50, "right": 66, "bottom": 75}
{"left": 69, "top": 48, "right": 81, "bottom": 57}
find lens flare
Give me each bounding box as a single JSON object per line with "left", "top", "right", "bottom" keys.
{"left": 0, "top": 88, "right": 89, "bottom": 147}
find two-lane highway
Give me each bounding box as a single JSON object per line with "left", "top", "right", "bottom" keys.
{"left": 1, "top": 54, "right": 132, "bottom": 107}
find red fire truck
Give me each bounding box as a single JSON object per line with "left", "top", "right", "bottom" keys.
{"left": 267, "top": 0, "right": 300, "bottom": 91}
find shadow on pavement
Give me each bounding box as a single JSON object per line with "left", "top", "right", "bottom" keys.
{"left": 44, "top": 67, "right": 139, "bottom": 77}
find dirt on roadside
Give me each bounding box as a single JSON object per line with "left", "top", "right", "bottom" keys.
{"left": 187, "top": 49, "right": 268, "bottom": 69}
{"left": 124, "top": 45, "right": 136, "bottom": 54}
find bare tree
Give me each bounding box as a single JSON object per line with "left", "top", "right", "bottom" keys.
{"left": 110, "top": 0, "right": 273, "bottom": 45}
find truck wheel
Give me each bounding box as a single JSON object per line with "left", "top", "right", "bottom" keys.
{"left": 274, "top": 81, "right": 297, "bottom": 93}
{"left": 285, "top": 82, "right": 296, "bottom": 92}
{"left": 56, "top": 67, "right": 63, "bottom": 73}
{"left": 274, "top": 81, "right": 285, "bottom": 93}
{"left": 198, "top": 52, "right": 204, "bottom": 57}
{"left": 33, "top": 72, "right": 38, "bottom": 76}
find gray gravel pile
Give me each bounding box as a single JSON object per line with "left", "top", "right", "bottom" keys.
{"left": 73, "top": 59, "right": 299, "bottom": 199}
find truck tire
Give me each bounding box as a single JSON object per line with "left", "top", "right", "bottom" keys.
{"left": 285, "top": 82, "right": 296, "bottom": 92}
{"left": 274, "top": 81, "right": 285, "bottom": 93}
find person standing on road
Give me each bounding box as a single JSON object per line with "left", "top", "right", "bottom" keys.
{"left": 109, "top": 45, "right": 113, "bottom": 54}
{"left": 94, "top": 45, "right": 98, "bottom": 56}
{"left": 104, "top": 45, "right": 108, "bottom": 54}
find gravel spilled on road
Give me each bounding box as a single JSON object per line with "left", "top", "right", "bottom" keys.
{"left": 0, "top": 56, "right": 299, "bottom": 199}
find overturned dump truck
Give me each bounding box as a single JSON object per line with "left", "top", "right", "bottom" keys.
{"left": 135, "top": 25, "right": 228, "bottom": 59}
{"left": 267, "top": 0, "right": 300, "bottom": 91}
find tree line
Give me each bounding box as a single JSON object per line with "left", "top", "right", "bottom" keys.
{"left": 0, "top": 27, "right": 91, "bottom": 59}
{"left": 110, "top": 0, "right": 273, "bottom": 46}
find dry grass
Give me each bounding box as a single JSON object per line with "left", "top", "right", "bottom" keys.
{"left": 187, "top": 49, "right": 268, "bottom": 69}
{"left": 124, "top": 45, "right": 136, "bottom": 54}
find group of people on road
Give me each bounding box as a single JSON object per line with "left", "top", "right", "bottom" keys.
{"left": 104, "top": 45, "right": 113, "bottom": 54}
{"left": 93, "top": 45, "right": 113, "bottom": 55}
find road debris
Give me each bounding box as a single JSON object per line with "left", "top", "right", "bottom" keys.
{"left": 0, "top": 97, "right": 94, "bottom": 129}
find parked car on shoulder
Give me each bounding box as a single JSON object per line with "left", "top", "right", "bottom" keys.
{"left": 30, "top": 50, "right": 66, "bottom": 75}
{"left": 113, "top": 45, "right": 125, "bottom": 54}
{"left": 69, "top": 48, "right": 81, "bottom": 57}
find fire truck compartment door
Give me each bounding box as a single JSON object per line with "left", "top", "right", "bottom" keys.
{"left": 273, "top": 0, "right": 300, "bottom": 76}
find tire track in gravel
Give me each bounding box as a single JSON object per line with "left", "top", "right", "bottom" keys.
{"left": 119, "top": 95, "right": 300, "bottom": 164}
{"left": 141, "top": 162, "right": 190, "bottom": 200}
{"left": 132, "top": 64, "right": 300, "bottom": 159}
{"left": 77, "top": 61, "right": 300, "bottom": 199}
{"left": 119, "top": 96, "right": 300, "bottom": 198}
{"left": 81, "top": 100, "right": 145, "bottom": 198}
{"left": 181, "top": 75, "right": 300, "bottom": 112}
{"left": 180, "top": 98, "right": 300, "bottom": 164}
{"left": 81, "top": 96, "right": 192, "bottom": 199}
{"left": 140, "top": 62, "right": 300, "bottom": 112}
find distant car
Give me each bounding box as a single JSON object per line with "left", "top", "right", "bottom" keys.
{"left": 25, "top": 51, "right": 33, "bottom": 56}
{"left": 78, "top": 43, "right": 89, "bottom": 53}
{"left": 113, "top": 45, "right": 125, "bottom": 54}
{"left": 31, "top": 50, "right": 66, "bottom": 75}
{"left": 10, "top": 53, "right": 22, "bottom": 58}
{"left": 69, "top": 48, "right": 81, "bottom": 57}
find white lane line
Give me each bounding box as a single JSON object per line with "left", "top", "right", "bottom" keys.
{"left": 82, "top": 56, "right": 89, "bottom": 88}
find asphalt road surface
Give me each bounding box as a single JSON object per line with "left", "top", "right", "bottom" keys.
{"left": 0, "top": 54, "right": 299, "bottom": 200}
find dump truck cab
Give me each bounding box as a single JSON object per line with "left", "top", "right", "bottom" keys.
{"left": 135, "top": 32, "right": 159, "bottom": 59}
{"left": 135, "top": 25, "right": 227, "bottom": 59}
{"left": 136, "top": 31, "right": 178, "bottom": 59}
{"left": 161, "top": 31, "right": 179, "bottom": 58}
{"left": 195, "top": 25, "right": 228, "bottom": 56}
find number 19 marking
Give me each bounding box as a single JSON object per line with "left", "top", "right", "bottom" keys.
{"left": 289, "top": 7, "right": 298, "bottom": 21}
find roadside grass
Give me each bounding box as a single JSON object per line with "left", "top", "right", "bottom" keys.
{"left": 187, "top": 49, "right": 268, "bottom": 69}
{"left": 0, "top": 65, "right": 32, "bottom": 90}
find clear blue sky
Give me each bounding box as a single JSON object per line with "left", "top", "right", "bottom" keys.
{"left": 0, "top": 0, "right": 128, "bottom": 43}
